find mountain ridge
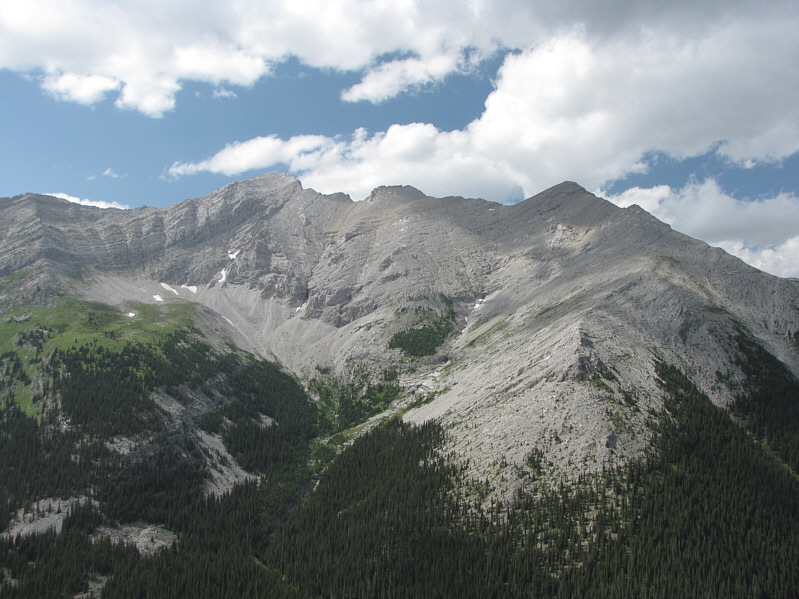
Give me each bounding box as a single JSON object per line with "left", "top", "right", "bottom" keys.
{"left": 2, "top": 173, "right": 798, "bottom": 500}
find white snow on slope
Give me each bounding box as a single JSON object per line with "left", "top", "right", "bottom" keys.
{"left": 228, "top": 249, "right": 240, "bottom": 260}
{"left": 153, "top": 295, "right": 164, "bottom": 302}
{"left": 181, "top": 284, "right": 197, "bottom": 293}
{"left": 160, "top": 282, "right": 179, "bottom": 295}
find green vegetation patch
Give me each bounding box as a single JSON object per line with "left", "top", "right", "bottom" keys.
{"left": 388, "top": 294, "right": 456, "bottom": 357}
{"left": 0, "top": 296, "right": 200, "bottom": 418}
{"left": 2, "top": 296, "right": 196, "bottom": 353}
{"left": 1, "top": 350, "right": 34, "bottom": 414}
{"left": 310, "top": 363, "right": 400, "bottom": 436}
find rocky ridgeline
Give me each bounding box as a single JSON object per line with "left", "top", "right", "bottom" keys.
{"left": 2, "top": 173, "right": 798, "bottom": 498}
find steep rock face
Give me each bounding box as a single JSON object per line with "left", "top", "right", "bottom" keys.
{"left": 0, "top": 174, "right": 351, "bottom": 305}
{"left": 2, "top": 174, "right": 798, "bottom": 498}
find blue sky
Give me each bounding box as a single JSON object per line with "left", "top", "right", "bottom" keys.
{"left": 1, "top": 0, "right": 798, "bottom": 277}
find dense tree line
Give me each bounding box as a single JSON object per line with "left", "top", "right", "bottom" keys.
{"left": 221, "top": 359, "right": 317, "bottom": 472}
{"left": 52, "top": 344, "right": 155, "bottom": 437}
{"left": 49, "top": 330, "right": 242, "bottom": 437}
{"left": 0, "top": 402, "right": 103, "bottom": 526}
{"left": 560, "top": 362, "right": 799, "bottom": 597}
{"left": 730, "top": 330, "right": 799, "bottom": 472}
{"left": 3, "top": 330, "right": 799, "bottom": 598}
{"left": 1, "top": 505, "right": 138, "bottom": 599}
{"left": 99, "top": 482, "right": 307, "bottom": 599}
{"left": 268, "top": 364, "right": 799, "bottom": 598}
{"left": 1, "top": 328, "right": 321, "bottom": 597}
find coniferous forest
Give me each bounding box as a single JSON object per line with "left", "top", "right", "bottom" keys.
{"left": 1, "top": 308, "right": 799, "bottom": 597}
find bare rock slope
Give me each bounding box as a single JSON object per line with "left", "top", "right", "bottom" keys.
{"left": 2, "top": 173, "right": 798, "bottom": 497}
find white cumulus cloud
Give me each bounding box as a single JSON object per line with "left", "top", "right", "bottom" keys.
{"left": 168, "top": 6, "right": 799, "bottom": 201}
{"left": 341, "top": 53, "right": 461, "bottom": 103}
{"left": 168, "top": 124, "right": 522, "bottom": 202}
{"left": 168, "top": 134, "right": 336, "bottom": 178}
{"left": 7, "top": 0, "right": 792, "bottom": 119}
{"left": 46, "top": 192, "right": 130, "bottom": 210}
{"left": 41, "top": 72, "right": 120, "bottom": 104}
{"left": 211, "top": 87, "right": 237, "bottom": 100}
{"left": 717, "top": 238, "right": 799, "bottom": 280}
{"left": 1, "top": 0, "right": 502, "bottom": 115}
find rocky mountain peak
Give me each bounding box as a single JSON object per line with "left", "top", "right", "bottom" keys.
{"left": 365, "top": 184, "right": 428, "bottom": 204}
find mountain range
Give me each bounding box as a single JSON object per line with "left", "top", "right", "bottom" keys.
{"left": 1, "top": 173, "right": 798, "bottom": 597}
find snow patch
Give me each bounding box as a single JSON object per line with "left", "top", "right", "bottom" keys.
{"left": 160, "top": 282, "right": 179, "bottom": 296}
{"left": 219, "top": 269, "right": 227, "bottom": 284}
{"left": 152, "top": 295, "right": 164, "bottom": 302}
{"left": 126, "top": 312, "right": 136, "bottom": 318}
{"left": 181, "top": 284, "right": 197, "bottom": 293}
{"left": 228, "top": 249, "right": 240, "bottom": 260}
